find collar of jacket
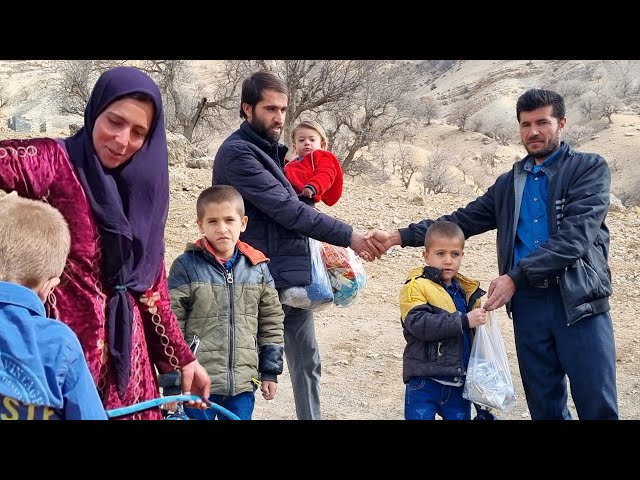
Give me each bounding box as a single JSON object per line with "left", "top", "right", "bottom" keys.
{"left": 514, "top": 141, "right": 571, "bottom": 177}
{"left": 239, "top": 121, "right": 288, "bottom": 167}
{"left": 420, "top": 265, "right": 447, "bottom": 283}
{"left": 188, "top": 238, "right": 269, "bottom": 266}
{"left": 0, "top": 281, "right": 46, "bottom": 318}
{"left": 407, "top": 266, "right": 485, "bottom": 298}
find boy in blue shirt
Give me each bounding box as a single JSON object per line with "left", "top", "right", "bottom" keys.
{"left": 0, "top": 193, "right": 107, "bottom": 420}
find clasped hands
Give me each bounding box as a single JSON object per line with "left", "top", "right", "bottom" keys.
{"left": 350, "top": 228, "right": 399, "bottom": 262}
{"left": 351, "top": 228, "right": 514, "bottom": 312}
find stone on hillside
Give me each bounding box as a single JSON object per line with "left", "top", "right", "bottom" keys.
{"left": 609, "top": 194, "right": 626, "bottom": 212}
{"left": 166, "top": 131, "right": 206, "bottom": 167}
{"left": 186, "top": 156, "right": 214, "bottom": 169}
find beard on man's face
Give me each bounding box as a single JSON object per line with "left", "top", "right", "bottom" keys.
{"left": 527, "top": 128, "right": 561, "bottom": 159}
{"left": 249, "top": 116, "right": 282, "bottom": 144}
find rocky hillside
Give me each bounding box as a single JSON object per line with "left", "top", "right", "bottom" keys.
{"left": 2, "top": 59, "right": 638, "bottom": 203}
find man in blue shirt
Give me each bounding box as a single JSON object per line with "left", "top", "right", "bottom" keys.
{"left": 371, "top": 89, "right": 618, "bottom": 420}
{"left": 0, "top": 193, "right": 107, "bottom": 420}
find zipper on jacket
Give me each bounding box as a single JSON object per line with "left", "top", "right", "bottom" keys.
{"left": 556, "top": 272, "right": 572, "bottom": 326}
{"left": 189, "top": 334, "right": 201, "bottom": 355}
{"left": 225, "top": 267, "right": 235, "bottom": 395}
{"left": 543, "top": 167, "right": 572, "bottom": 326}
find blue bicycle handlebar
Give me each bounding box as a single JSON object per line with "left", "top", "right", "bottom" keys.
{"left": 106, "top": 394, "right": 241, "bottom": 420}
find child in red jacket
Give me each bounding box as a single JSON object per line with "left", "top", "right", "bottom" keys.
{"left": 285, "top": 120, "right": 343, "bottom": 206}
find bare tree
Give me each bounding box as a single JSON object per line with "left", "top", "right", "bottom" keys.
{"left": 583, "top": 62, "right": 599, "bottom": 81}
{"left": 470, "top": 113, "right": 516, "bottom": 146}
{"left": 46, "top": 60, "right": 241, "bottom": 147}
{"left": 479, "top": 144, "right": 498, "bottom": 168}
{"left": 47, "top": 60, "right": 126, "bottom": 116}
{"left": 469, "top": 116, "right": 484, "bottom": 133}
{"left": 420, "top": 96, "right": 440, "bottom": 125}
{"left": 549, "top": 79, "right": 589, "bottom": 100}
{"left": 227, "top": 60, "right": 376, "bottom": 144}
{"left": 578, "top": 91, "right": 599, "bottom": 120}
{"left": 613, "top": 61, "right": 636, "bottom": 100}
{"left": 338, "top": 147, "right": 374, "bottom": 179}
{"left": 326, "top": 62, "right": 422, "bottom": 174}
{"left": 454, "top": 150, "right": 473, "bottom": 183}
{"left": 595, "top": 92, "right": 622, "bottom": 124}
{"left": 584, "top": 61, "right": 608, "bottom": 83}
{"left": 469, "top": 162, "right": 497, "bottom": 195}
{"left": 367, "top": 149, "right": 394, "bottom": 184}
{"left": 420, "top": 144, "right": 458, "bottom": 195}
{"left": 449, "top": 100, "right": 477, "bottom": 132}
{"left": 491, "top": 119, "right": 517, "bottom": 145}
{"left": 564, "top": 125, "right": 594, "bottom": 147}
{"left": 139, "top": 60, "right": 242, "bottom": 145}
{"left": 393, "top": 146, "right": 421, "bottom": 189}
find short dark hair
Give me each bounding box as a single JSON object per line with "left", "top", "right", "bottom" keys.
{"left": 516, "top": 88, "right": 565, "bottom": 122}
{"left": 197, "top": 185, "right": 245, "bottom": 219}
{"left": 424, "top": 221, "right": 465, "bottom": 251}
{"left": 239, "top": 71, "right": 289, "bottom": 119}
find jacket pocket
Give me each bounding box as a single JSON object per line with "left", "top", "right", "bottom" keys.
{"left": 565, "top": 241, "right": 612, "bottom": 304}
{"left": 581, "top": 241, "right": 612, "bottom": 297}
{"left": 424, "top": 341, "right": 439, "bottom": 362}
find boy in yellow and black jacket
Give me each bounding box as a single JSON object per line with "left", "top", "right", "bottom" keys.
{"left": 399, "top": 221, "right": 490, "bottom": 420}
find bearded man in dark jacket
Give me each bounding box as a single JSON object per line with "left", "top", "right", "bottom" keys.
{"left": 212, "top": 71, "right": 379, "bottom": 420}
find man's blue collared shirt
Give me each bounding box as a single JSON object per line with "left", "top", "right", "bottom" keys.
{"left": 513, "top": 149, "right": 561, "bottom": 268}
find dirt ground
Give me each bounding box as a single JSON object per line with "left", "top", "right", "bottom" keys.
{"left": 166, "top": 166, "right": 640, "bottom": 421}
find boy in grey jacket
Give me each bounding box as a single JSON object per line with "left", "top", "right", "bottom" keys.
{"left": 166, "top": 185, "right": 284, "bottom": 420}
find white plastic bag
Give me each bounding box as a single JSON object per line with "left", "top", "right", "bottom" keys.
{"left": 279, "top": 238, "right": 334, "bottom": 311}
{"left": 463, "top": 311, "right": 517, "bottom": 411}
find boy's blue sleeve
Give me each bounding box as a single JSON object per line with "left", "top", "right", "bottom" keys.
{"left": 62, "top": 345, "right": 108, "bottom": 420}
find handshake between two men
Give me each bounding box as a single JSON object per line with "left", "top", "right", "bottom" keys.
{"left": 348, "top": 228, "right": 515, "bottom": 313}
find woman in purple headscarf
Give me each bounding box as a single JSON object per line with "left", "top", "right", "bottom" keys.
{"left": 0, "top": 66, "right": 210, "bottom": 419}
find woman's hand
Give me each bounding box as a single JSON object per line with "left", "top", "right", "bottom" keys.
{"left": 180, "top": 360, "right": 211, "bottom": 410}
